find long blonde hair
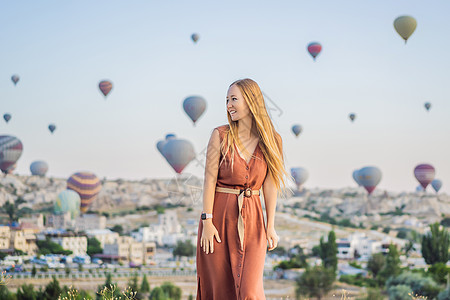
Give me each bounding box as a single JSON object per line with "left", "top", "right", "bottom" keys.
{"left": 218, "top": 78, "right": 290, "bottom": 195}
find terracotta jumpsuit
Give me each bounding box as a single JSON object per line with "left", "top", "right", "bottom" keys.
{"left": 196, "top": 125, "right": 268, "bottom": 300}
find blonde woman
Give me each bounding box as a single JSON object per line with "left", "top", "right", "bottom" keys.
{"left": 196, "top": 78, "right": 289, "bottom": 299}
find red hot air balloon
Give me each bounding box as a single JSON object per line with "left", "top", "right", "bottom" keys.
{"left": 67, "top": 172, "right": 102, "bottom": 213}
{"left": 0, "top": 136, "right": 23, "bottom": 174}
{"left": 99, "top": 80, "right": 113, "bottom": 97}
{"left": 414, "top": 164, "right": 435, "bottom": 190}
{"left": 307, "top": 42, "right": 322, "bottom": 61}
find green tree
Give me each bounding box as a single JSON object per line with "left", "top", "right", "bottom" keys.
{"left": 127, "top": 272, "right": 143, "bottom": 299}
{"left": 377, "top": 244, "right": 401, "bottom": 286}
{"left": 295, "top": 265, "right": 335, "bottom": 300}
{"left": 36, "top": 238, "right": 72, "bottom": 255}
{"left": 2, "top": 201, "right": 16, "bottom": 223}
{"left": 422, "top": 222, "right": 450, "bottom": 265}
{"left": 42, "top": 276, "right": 62, "bottom": 299}
{"left": 0, "top": 285, "right": 15, "bottom": 300}
{"left": 140, "top": 274, "right": 150, "bottom": 293}
{"left": 319, "top": 230, "right": 338, "bottom": 273}
{"left": 149, "top": 287, "right": 167, "bottom": 300}
{"left": 386, "top": 272, "right": 440, "bottom": 300}
{"left": 31, "top": 265, "right": 37, "bottom": 277}
{"left": 160, "top": 282, "right": 182, "bottom": 300}
{"left": 16, "top": 283, "right": 37, "bottom": 300}
{"left": 110, "top": 225, "right": 123, "bottom": 235}
{"left": 173, "top": 240, "right": 195, "bottom": 258}
{"left": 87, "top": 237, "right": 103, "bottom": 257}
{"left": 428, "top": 262, "right": 450, "bottom": 285}
{"left": 367, "top": 253, "right": 385, "bottom": 279}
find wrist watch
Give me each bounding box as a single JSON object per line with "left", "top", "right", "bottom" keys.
{"left": 201, "top": 212, "right": 213, "bottom": 220}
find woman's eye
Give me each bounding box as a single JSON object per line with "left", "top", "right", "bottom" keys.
{"left": 232, "top": 97, "right": 237, "bottom": 101}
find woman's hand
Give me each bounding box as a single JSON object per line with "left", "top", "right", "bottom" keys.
{"left": 266, "top": 227, "right": 279, "bottom": 251}
{"left": 201, "top": 220, "right": 221, "bottom": 254}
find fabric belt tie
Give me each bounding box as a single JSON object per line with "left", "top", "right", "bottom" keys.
{"left": 215, "top": 186, "right": 260, "bottom": 251}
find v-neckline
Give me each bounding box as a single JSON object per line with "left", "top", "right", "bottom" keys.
{"left": 233, "top": 142, "right": 259, "bottom": 165}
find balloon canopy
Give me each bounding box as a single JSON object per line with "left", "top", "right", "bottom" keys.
{"left": 0, "top": 135, "right": 23, "bottom": 174}
{"left": 99, "top": 80, "right": 113, "bottom": 97}
{"left": 48, "top": 124, "right": 56, "bottom": 134}
{"left": 307, "top": 42, "right": 322, "bottom": 61}
{"left": 357, "top": 166, "right": 382, "bottom": 195}
{"left": 162, "top": 138, "right": 195, "bottom": 174}
{"left": 11, "top": 75, "right": 19, "bottom": 85}
{"left": 54, "top": 190, "right": 81, "bottom": 219}
{"left": 394, "top": 16, "right": 417, "bottom": 43}
{"left": 183, "top": 96, "right": 207, "bottom": 125}
{"left": 291, "top": 124, "right": 302, "bottom": 137}
{"left": 3, "top": 114, "right": 11, "bottom": 123}
{"left": 30, "top": 161, "right": 49, "bottom": 176}
{"left": 414, "top": 164, "right": 435, "bottom": 190}
{"left": 67, "top": 172, "right": 102, "bottom": 213}
{"left": 352, "top": 169, "right": 362, "bottom": 186}
{"left": 424, "top": 102, "right": 431, "bottom": 111}
{"left": 349, "top": 113, "right": 356, "bottom": 122}
{"left": 290, "top": 167, "right": 309, "bottom": 188}
{"left": 191, "top": 33, "right": 199, "bottom": 43}
{"left": 431, "top": 179, "right": 442, "bottom": 193}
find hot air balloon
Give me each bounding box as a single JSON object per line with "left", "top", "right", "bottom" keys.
{"left": 291, "top": 125, "right": 302, "bottom": 137}
{"left": 67, "top": 172, "right": 102, "bottom": 213}
{"left": 191, "top": 33, "right": 200, "bottom": 43}
{"left": 11, "top": 75, "right": 20, "bottom": 85}
{"left": 307, "top": 42, "right": 322, "bottom": 61}
{"left": 431, "top": 179, "right": 442, "bottom": 193}
{"left": 3, "top": 114, "right": 11, "bottom": 123}
{"left": 414, "top": 164, "right": 435, "bottom": 190}
{"left": 352, "top": 169, "right": 361, "bottom": 186}
{"left": 394, "top": 16, "right": 417, "bottom": 44}
{"left": 99, "top": 80, "right": 113, "bottom": 97}
{"left": 162, "top": 139, "right": 195, "bottom": 174}
{"left": 357, "top": 166, "right": 382, "bottom": 195}
{"left": 416, "top": 185, "right": 424, "bottom": 192}
{"left": 165, "top": 133, "right": 176, "bottom": 140}
{"left": 290, "top": 167, "right": 309, "bottom": 190}
{"left": 424, "top": 102, "right": 431, "bottom": 112}
{"left": 0, "top": 136, "right": 23, "bottom": 174}
{"left": 30, "top": 161, "right": 49, "bottom": 176}
{"left": 54, "top": 190, "right": 81, "bottom": 219}
{"left": 48, "top": 124, "right": 56, "bottom": 134}
{"left": 183, "top": 96, "right": 206, "bottom": 125}
{"left": 349, "top": 113, "right": 356, "bottom": 122}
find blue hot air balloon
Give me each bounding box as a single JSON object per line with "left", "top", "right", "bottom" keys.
{"left": 3, "top": 114, "right": 11, "bottom": 123}
{"left": 183, "top": 96, "right": 206, "bottom": 126}
{"left": 54, "top": 190, "right": 81, "bottom": 219}
{"left": 352, "top": 169, "right": 361, "bottom": 186}
{"left": 349, "top": 113, "right": 356, "bottom": 122}
{"left": 291, "top": 125, "right": 302, "bottom": 137}
{"left": 11, "top": 75, "right": 20, "bottom": 86}
{"left": 357, "top": 166, "right": 382, "bottom": 195}
{"left": 30, "top": 161, "right": 49, "bottom": 176}
{"left": 431, "top": 179, "right": 442, "bottom": 193}
{"left": 162, "top": 139, "right": 195, "bottom": 174}
{"left": 290, "top": 167, "right": 309, "bottom": 190}
{"left": 191, "top": 33, "right": 200, "bottom": 43}
{"left": 48, "top": 124, "right": 56, "bottom": 134}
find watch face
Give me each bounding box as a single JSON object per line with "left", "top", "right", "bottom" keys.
{"left": 201, "top": 213, "right": 206, "bottom": 220}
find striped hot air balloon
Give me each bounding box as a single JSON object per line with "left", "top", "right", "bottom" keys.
{"left": 0, "top": 136, "right": 23, "bottom": 174}
{"left": 30, "top": 161, "right": 49, "bottom": 176}
{"left": 99, "top": 80, "right": 113, "bottom": 97}
{"left": 414, "top": 164, "right": 435, "bottom": 190}
{"left": 67, "top": 172, "right": 102, "bottom": 213}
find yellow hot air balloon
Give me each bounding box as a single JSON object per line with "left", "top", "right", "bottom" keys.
{"left": 394, "top": 16, "right": 417, "bottom": 44}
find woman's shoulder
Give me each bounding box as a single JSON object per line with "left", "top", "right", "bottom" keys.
{"left": 214, "top": 124, "right": 230, "bottom": 134}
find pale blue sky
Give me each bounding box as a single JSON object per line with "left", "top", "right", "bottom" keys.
{"left": 1, "top": 0, "right": 449, "bottom": 194}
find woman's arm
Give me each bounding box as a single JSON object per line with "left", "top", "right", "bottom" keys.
{"left": 262, "top": 171, "right": 277, "bottom": 230}
{"left": 202, "top": 128, "right": 221, "bottom": 216}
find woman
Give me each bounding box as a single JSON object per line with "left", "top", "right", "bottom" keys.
{"left": 196, "top": 78, "right": 289, "bottom": 300}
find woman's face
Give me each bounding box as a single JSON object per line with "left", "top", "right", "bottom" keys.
{"left": 226, "top": 84, "right": 251, "bottom": 121}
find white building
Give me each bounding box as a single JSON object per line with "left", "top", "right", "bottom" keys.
{"left": 47, "top": 213, "right": 75, "bottom": 230}
{"left": 102, "top": 236, "right": 156, "bottom": 265}
{"left": 46, "top": 232, "right": 88, "bottom": 256}
{"left": 75, "top": 214, "right": 107, "bottom": 231}
{"left": 131, "top": 210, "right": 182, "bottom": 246}
{"left": 337, "top": 233, "right": 382, "bottom": 260}
{"left": 86, "top": 229, "right": 119, "bottom": 248}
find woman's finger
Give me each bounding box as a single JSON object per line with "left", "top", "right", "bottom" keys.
{"left": 210, "top": 238, "right": 214, "bottom": 253}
